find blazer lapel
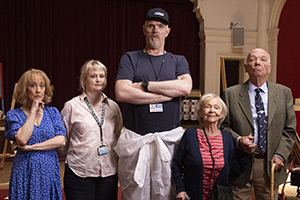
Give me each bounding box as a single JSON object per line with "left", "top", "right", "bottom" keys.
{"left": 267, "top": 82, "right": 278, "bottom": 126}
{"left": 238, "top": 82, "right": 254, "bottom": 128}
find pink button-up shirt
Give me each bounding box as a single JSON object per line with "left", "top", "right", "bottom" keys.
{"left": 61, "top": 93, "right": 123, "bottom": 178}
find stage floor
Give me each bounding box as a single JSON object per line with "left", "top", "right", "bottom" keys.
{"left": 0, "top": 161, "right": 122, "bottom": 200}
{"left": 1, "top": 160, "right": 299, "bottom": 199}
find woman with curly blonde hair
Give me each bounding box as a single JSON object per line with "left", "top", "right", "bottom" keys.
{"left": 5, "top": 68, "right": 66, "bottom": 200}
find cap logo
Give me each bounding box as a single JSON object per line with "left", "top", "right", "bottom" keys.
{"left": 153, "top": 12, "right": 164, "bottom": 17}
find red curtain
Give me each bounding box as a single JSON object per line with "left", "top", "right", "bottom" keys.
{"left": 0, "top": 0, "right": 199, "bottom": 112}
{"left": 277, "top": 0, "right": 300, "bottom": 99}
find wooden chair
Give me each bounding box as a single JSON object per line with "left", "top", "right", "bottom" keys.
{"left": 0, "top": 83, "right": 17, "bottom": 187}
{"left": 279, "top": 134, "right": 300, "bottom": 200}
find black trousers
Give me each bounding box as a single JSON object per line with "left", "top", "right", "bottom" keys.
{"left": 64, "top": 164, "right": 118, "bottom": 200}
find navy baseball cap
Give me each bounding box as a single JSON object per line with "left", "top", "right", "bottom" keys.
{"left": 145, "top": 8, "right": 169, "bottom": 25}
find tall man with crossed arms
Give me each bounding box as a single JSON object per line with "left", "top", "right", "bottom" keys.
{"left": 114, "top": 8, "right": 192, "bottom": 200}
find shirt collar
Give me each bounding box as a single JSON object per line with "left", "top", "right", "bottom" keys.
{"left": 248, "top": 81, "right": 268, "bottom": 94}
{"left": 79, "top": 92, "right": 109, "bottom": 104}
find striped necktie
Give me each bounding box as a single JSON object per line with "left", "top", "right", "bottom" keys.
{"left": 255, "top": 88, "right": 267, "bottom": 153}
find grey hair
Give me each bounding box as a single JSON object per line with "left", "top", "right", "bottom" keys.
{"left": 195, "top": 93, "right": 228, "bottom": 128}
{"left": 246, "top": 48, "right": 271, "bottom": 65}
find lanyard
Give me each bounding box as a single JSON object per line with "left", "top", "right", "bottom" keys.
{"left": 84, "top": 97, "right": 106, "bottom": 143}
{"left": 146, "top": 52, "right": 166, "bottom": 81}
{"left": 203, "top": 128, "right": 216, "bottom": 185}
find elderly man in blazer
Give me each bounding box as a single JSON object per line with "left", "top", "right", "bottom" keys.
{"left": 222, "top": 48, "right": 297, "bottom": 200}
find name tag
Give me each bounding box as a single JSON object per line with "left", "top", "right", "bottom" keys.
{"left": 97, "top": 144, "right": 109, "bottom": 156}
{"left": 149, "top": 104, "right": 163, "bottom": 113}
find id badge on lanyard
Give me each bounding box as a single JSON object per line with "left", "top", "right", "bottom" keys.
{"left": 84, "top": 97, "right": 109, "bottom": 156}
{"left": 98, "top": 143, "right": 109, "bottom": 156}
{"left": 146, "top": 52, "right": 166, "bottom": 113}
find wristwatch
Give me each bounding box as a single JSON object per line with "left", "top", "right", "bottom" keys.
{"left": 142, "top": 80, "right": 149, "bottom": 92}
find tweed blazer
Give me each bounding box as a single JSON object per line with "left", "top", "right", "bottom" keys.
{"left": 221, "top": 80, "right": 297, "bottom": 186}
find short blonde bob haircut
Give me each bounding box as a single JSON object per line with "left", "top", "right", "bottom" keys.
{"left": 195, "top": 93, "right": 228, "bottom": 128}
{"left": 14, "top": 68, "right": 54, "bottom": 105}
{"left": 79, "top": 59, "right": 107, "bottom": 92}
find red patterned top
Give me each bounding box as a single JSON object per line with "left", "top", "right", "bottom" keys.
{"left": 197, "top": 128, "right": 224, "bottom": 200}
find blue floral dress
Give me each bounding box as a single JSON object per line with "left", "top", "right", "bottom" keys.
{"left": 5, "top": 106, "right": 66, "bottom": 200}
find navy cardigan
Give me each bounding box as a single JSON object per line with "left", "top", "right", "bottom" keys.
{"left": 172, "top": 127, "right": 250, "bottom": 200}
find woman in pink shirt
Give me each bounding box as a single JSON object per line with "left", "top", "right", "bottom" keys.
{"left": 61, "top": 60, "right": 123, "bottom": 200}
